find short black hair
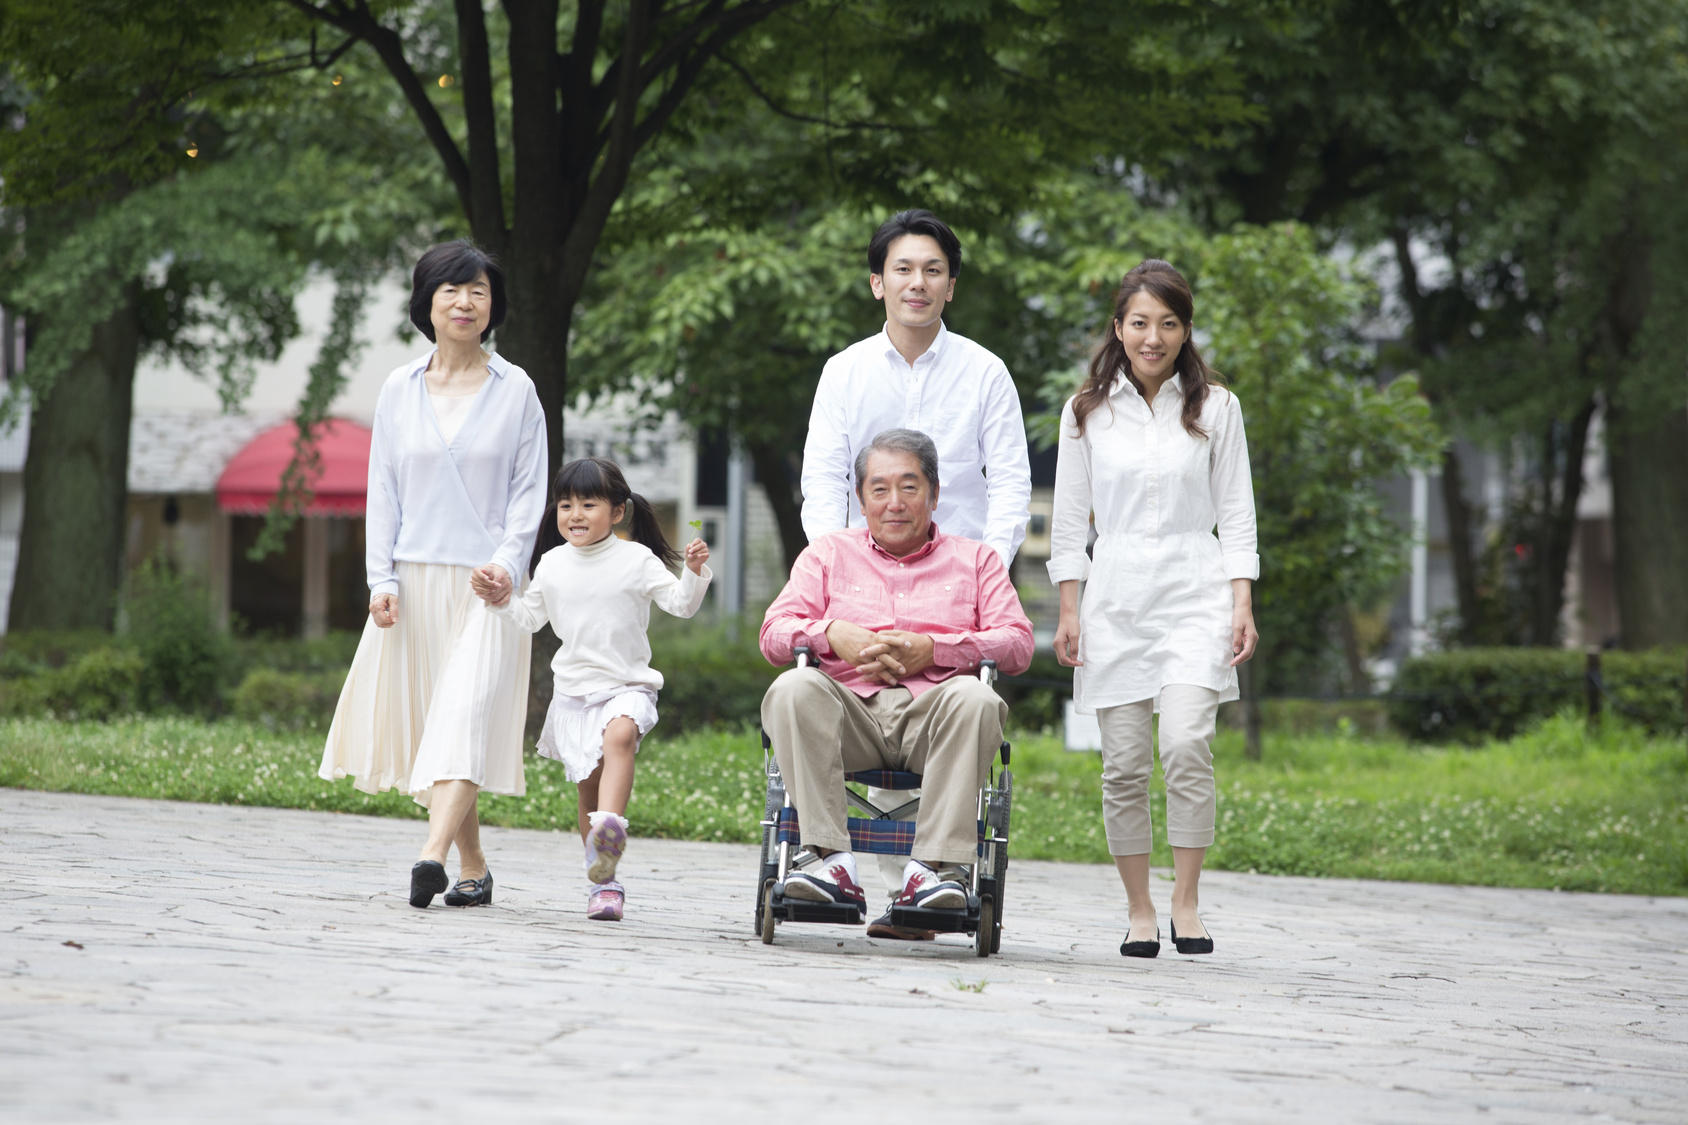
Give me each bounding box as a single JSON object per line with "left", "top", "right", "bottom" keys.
{"left": 408, "top": 240, "right": 507, "bottom": 342}
{"left": 867, "top": 209, "right": 963, "bottom": 278}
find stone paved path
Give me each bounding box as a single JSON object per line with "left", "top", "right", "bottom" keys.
{"left": 3, "top": 789, "right": 1686, "bottom": 1124}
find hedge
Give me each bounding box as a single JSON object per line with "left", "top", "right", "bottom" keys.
{"left": 1388, "top": 646, "right": 1686, "bottom": 742}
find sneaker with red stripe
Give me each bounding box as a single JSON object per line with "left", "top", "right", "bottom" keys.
{"left": 783, "top": 857, "right": 866, "bottom": 908}
{"left": 895, "top": 862, "right": 965, "bottom": 910}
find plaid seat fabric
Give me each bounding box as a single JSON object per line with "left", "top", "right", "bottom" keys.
{"left": 774, "top": 806, "right": 983, "bottom": 857}
{"left": 844, "top": 769, "right": 923, "bottom": 790}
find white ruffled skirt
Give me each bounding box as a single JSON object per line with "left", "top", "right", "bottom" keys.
{"left": 537, "top": 686, "right": 659, "bottom": 782}
{"left": 319, "top": 561, "right": 531, "bottom": 807}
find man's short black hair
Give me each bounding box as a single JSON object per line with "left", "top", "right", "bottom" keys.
{"left": 867, "top": 209, "right": 963, "bottom": 278}
{"left": 409, "top": 239, "right": 507, "bottom": 342}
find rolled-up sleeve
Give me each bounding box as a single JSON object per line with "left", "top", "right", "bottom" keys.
{"left": 1045, "top": 397, "right": 1094, "bottom": 585}
{"left": 1211, "top": 390, "right": 1260, "bottom": 580}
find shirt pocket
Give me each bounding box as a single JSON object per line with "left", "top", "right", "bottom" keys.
{"left": 828, "top": 579, "right": 888, "bottom": 628}
{"left": 902, "top": 580, "right": 977, "bottom": 634}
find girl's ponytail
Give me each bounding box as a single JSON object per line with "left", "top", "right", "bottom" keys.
{"left": 626, "top": 491, "right": 681, "bottom": 571}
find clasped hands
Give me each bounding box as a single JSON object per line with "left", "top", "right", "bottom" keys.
{"left": 825, "top": 620, "right": 936, "bottom": 686}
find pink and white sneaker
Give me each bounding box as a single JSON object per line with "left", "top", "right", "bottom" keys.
{"left": 587, "top": 880, "right": 625, "bottom": 921}
{"left": 583, "top": 811, "right": 629, "bottom": 885}
{"left": 783, "top": 853, "right": 867, "bottom": 910}
{"left": 895, "top": 861, "right": 966, "bottom": 910}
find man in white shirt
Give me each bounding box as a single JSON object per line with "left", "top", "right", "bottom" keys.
{"left": 799, "top": 208, "right": 1033, "bottom": 939}
{"left": 800, "top": 209, "right": 1032, "bottom": 570}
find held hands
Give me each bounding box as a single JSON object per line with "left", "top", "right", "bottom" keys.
{"left": 1053, "top": 608, "right": 1083, "bottom": 667}
{"left": 684, "top": 537, "right": 709, "bottom": 575}
{"left": 369, "top": 593, "right": 398, "bottom": 629}
{"left": 469, "top": 564, "right": 512, "bottom": 607}
{"left": 825, "top": 621, "right": 935, "bottom": 686}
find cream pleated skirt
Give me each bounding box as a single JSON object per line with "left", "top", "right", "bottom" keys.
{"left": 319, "top": 561, "right": 531, "bottom": 807}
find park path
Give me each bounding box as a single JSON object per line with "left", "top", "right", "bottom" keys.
{"left": 3, "top": 788, "right": 1686, "bottom": 1123}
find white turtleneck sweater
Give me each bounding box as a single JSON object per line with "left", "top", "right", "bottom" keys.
{"left": 491, "top": 535, "right": 712, "bottom": 697}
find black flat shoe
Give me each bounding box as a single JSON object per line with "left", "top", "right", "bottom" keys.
{"left": 444, "top": 869, "right": 493, "bottom": 907}
{"left": 1120, "top": 926, "right": 1161, "bottom": 958}
{"left": 1170, "top": 919, "right": 1213, "bottom": 955}
{"left": 410, "top": 860, "right": 448, "bottom": 908}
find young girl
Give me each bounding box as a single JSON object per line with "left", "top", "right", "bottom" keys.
{"left": 483, "top": 456, "right": 711, "bottom": 921}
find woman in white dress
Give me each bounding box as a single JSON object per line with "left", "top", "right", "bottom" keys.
{"left": 319, "top": 240, "right": 549, "bottom": 909}
{"left": 1048, "top": 259, "right": 1259, "bottom": 957}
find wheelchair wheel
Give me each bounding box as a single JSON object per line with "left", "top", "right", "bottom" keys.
{"left": 760, "top": 880, "right": 777, "bottom": 945}
{"left": 987, "top": 770, "right": 1011, "bottom": 953}
{"left": 753, "top": 823, "right": 779, "bottom": 935}
{"left": 974, "top": 894, "right": 995, "bottom": 959}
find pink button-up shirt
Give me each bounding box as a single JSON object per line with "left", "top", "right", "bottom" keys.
{"left": 760, "top": 525, "right": 1034, "bottom": 699}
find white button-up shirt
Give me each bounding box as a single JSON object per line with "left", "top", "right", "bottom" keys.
{"left": 1047, "top": 374, "right": 1259, "bottom": 711}
{"left": 365, "top": 351, "right": 549, "bottom": 597}
{"left": 800, "top": 322, "right": 1031, "bottom": 566}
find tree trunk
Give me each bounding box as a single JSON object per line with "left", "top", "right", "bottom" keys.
{"left": 8, "top": 291, "right": 140, "bottom": 632}
{"left": 1524, "top": 397, "right": 1595, "bottom": 646}
{"left": 744, "top": 435, "right": 807, "bottom": 570}
{"left": 1437, "top": 446, "right": 1482, "bottom": 644}
{"left": 1607, "top": 403, "right": 1688, "bottom": 648}
{"left": 494, "top": 260, "right": 573, "bottom": 489}
{"left": 1603, "top": 214, "right": 1688, "bottom": 649}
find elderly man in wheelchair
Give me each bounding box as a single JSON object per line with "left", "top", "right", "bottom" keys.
{"left": 757, "top": 428, "right": 1033, "bottom": 951}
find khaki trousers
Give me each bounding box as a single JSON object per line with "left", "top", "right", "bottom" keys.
{"left": 760, "top": 668, "right": 1006, "bottom": 866}
{"left": 1095, "top": 684, "right": 1221, "bottom": 855}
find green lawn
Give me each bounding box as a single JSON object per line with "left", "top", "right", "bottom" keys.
{"left": 3, "top": 712, "right": 1684, "bottom": 895}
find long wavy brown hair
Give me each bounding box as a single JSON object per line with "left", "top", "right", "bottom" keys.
{"left": 1070, "top": 259, "right": 1221, "bottom": 439}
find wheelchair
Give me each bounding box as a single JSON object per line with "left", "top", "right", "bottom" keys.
{"left": 753, "top": 648, "right": 1013, "bottom": 958}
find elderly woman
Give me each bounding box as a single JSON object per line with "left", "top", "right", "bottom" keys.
{"left": 320, "top": 239, "right": 549, "bottom": 909}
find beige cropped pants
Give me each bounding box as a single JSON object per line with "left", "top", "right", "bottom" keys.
{"left": 760, "top": 667, "right": 1005, "bottom": 866}
{"left": 1096, "top": 684, "right": 1222, "bottom": 855}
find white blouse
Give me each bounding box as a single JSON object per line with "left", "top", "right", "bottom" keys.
{"left": 1047, "top": 373, "right": 1259, "bottom": 711}
{"left": 365, "top": 351, "right": 549, "bottom": 597}
{"left": 491, "top": 535, "right": 713, "bottom": 698}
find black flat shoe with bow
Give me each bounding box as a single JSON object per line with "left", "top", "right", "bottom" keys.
{"left": 444, "top": 869, "right": 494, "bottom": 907}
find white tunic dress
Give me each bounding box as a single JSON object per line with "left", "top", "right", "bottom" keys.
{"left": 1047, "top": 373, "right": 1259, "bottom": 713}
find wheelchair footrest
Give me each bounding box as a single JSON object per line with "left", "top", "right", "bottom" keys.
{"left": 889, "top": 894, "right": 980, "bottom": 934}
{"left": 771, "top": 887, "right": 867, "bottom": 925}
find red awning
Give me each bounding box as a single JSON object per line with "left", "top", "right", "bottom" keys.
{"left": 215, "top": 418, "right": 372, "bottom": 517}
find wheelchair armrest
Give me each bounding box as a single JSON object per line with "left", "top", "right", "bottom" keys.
{"left": 979, "top": 658, "right": 997, "bottom": 685}
{"left": 794, "top": 644, "right": 812, "bottom": 668}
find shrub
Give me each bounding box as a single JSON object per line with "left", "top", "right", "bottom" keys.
{"left": 40, "top": 647, "right": 145, "bottom": 719}
{"left": 230, "top": 667, "right": 345, "bottom": 730}
{"left": 123, "top": 557, "right": 232, "bottom": 713}
{"left": 0, "top": 674, "right": 48, "bottom": 717}
{"left": 232, "top": 631, "right": 361, "bottom": 677}
{"left": 0, "top": 629, "right": 124, "bottom": 676}
{"left": 647, "top": 614, "right": 778, "bottom": 731}
{"left": 1389, "top": 647, "right": 1686, "bottom": 742}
